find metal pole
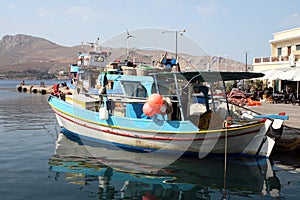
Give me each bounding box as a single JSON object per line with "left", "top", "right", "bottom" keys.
{"left": 242, "top": 51, "right": 249, "bottom": 90}
{"left": 161, "top": 29, "right": 185, "bottom": 72}
{"left": 245, "top": 51, "right": 248, "bottom": 72}
{"left": 175, "top": 31, "right": 178, "bottom": 60}
{"left": 161, "top": 29, "right": 185, "bottom": 59}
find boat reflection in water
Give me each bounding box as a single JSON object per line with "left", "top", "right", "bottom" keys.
{"left": 49, "top": 129, "right": 281, "bottom": 199}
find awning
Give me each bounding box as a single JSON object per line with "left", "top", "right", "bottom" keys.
{"left": 152, "top": 71, "right": 265, "bottom": 83}
{"left": 279, "top": 68, "right": 300, "bottom": 81}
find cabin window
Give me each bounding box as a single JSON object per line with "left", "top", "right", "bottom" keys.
{"left": 296, "top": 45, "right": 300, "bottom": 51}
{"left": 277, "top": 47, "right": 282, "bottom": 56}
{"left": 136, "top": 85, "right": 147, "bottom": 97}
{"left": 124, "top": 84, "right": 134, "bottom": 96}
{"left": 94, "top": 56, "right": 104, "bottom": 62}
{"left": 123, "top": 83, "right": 147, "bottom": 98}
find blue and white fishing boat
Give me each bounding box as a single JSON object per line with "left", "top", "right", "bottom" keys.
{"left": 48, "top": 69, "right": 276, "bottom": 157}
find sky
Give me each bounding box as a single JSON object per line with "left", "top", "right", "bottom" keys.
{"left": 1, "top": 0, "right": 300, "bottom": 63}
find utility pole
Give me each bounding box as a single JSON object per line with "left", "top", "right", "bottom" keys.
{"left": 243, "top": 51, "right": 249, "bottom": 72}
{"left": 242, "top": 51, "right": 250, "bottom": 90}
{"left": 162, "top": 29, "right": 186, "bottom": 71}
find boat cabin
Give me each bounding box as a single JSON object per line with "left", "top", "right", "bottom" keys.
{"left": 99, "top": 72, "right": 263, "bottom": 128}
{"left": 68, "top": 71, "right": 264, "bottom": 129}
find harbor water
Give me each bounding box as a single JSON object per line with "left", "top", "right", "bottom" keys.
{"left": 0, "top": 79, "right": 300, "bottom": 200}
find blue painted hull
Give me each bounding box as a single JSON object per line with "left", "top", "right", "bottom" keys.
{"left": 48, "top": 95, "right": 274, "bottom": 157}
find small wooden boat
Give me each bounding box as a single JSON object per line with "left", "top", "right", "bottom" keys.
{"left": 48, "top": 71, "right": 276, "bottom": 157}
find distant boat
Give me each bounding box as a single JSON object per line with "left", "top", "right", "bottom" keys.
{"left": 48, "top": 70, "right": 276, "bottom": 157}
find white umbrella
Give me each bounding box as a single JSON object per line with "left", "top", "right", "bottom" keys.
{"left": 257, "top": 69, "right": 281, "bottom": 80}
{"left": 252, "top": 69, "right": 281, "bottom": 94}
{"left": 279, "top": 68, "right": 300, "bottom": 98}
{"left": 265, "top": 69, "right": 282, "bottom": 80}
{"left": 290, "top": 69, "right": 300, "bottom": 98}
{"left": 278, "top": 69, "right": 295, "bottom": 80}
{"left": 291, "top": 68, "right": 300, "bottom": 81}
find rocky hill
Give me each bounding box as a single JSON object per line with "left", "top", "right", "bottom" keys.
{"left": 0, "top": 34, "right": 246, "bottom": 79}
{"left": 0, "top": 34, "right": 82, "bottom": 79}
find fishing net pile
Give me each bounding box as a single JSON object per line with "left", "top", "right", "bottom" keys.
{"left": 227, "top": 89, "right": 247, "bottom": 106}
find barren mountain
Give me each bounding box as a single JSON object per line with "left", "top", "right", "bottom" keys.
{"left": 0, "top": 34, "right": 82, "bottom": 79}
{"left": 0, "top": 34, "right": 246, "bottom": 79}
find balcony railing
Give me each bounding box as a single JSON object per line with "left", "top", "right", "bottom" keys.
{"left": 253, "top": 55, "right": 290, "bottom": 64}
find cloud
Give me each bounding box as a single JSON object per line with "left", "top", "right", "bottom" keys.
{"left": 283, "top": 13, "right": 300, "bottom": 26}
{"left": 66, "top": 5, "right": 98, "bottom": 20}
{"left": 37, "top": 5, "right": 101, "bottom": 21}
{"left": 196, "top": 0, "right": 220, "bottom": 18}
{"left": 0, "top": 2, "right": 15, "bottom": 9}
{"left": 38, "top": 8, "right": 63, "bottom": 17}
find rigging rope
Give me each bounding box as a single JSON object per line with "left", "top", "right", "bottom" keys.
{"left": 223, "top": 120, "right": 228, "bottom": 200}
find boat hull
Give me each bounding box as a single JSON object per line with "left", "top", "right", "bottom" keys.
{"left": 49, "top": 95, "right": 274, "bottom": 157}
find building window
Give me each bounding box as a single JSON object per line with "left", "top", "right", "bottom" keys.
{"left": 277, "top": 47, "right": 282, "bottom": 56}
{"left": 296, "top": 45, "right": 300, "bottom": 51}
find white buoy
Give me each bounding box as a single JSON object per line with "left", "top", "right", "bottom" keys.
{"left": 99, "top": 107, "right": 108, "bottom": 120}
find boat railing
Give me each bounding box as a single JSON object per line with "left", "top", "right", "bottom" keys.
{"left": 106, "top": 95, "right": 147, "bottom": 103}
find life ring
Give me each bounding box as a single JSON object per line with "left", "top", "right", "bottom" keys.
{"left": 17, "top": 86, "right": 22, "bottom": 92}
{"left": 41, "top": 89, "right": 46, "bottom": 95}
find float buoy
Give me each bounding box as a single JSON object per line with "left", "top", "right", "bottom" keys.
{"left": 158, "top": 103, "right": 167, "bottom": 115}
{"left": 99, "top": 107, "right": 109, "bottom": 120}
{"left": 17, "top": 86, "right": 22, "bottom": 92}
{"left": 142, "top": 102, "right": 157, "bottom": 117}
{"left": 147, "top": 93, "right": 163, "bottom": 110}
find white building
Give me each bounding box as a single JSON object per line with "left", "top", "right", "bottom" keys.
{"left": 252, "top": 27, "right": 300, "bottom": 94}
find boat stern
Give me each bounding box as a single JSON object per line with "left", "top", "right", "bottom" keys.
{"left": 242, "top": 119, "right": 275, "bottom": 157}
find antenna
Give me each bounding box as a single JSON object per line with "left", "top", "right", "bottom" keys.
{"left": 107, "top": 41, "right": 112, "bottom": 56}
{"left": 95, "top": 37, "right": 101, "bottom": 52}
{"left": 125, "top": 29, "right": 135, "bottom": 60}
{"left": 126, "top": 29, "right": 135, "bottom": 40}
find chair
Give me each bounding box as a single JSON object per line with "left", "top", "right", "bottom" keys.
{"left": 283, "top": 93, "right": 291, "bottom": 104}
{"left": 291, "top": 94, "right": 300, "bottom": 106}
{"left": 267, "top": 96, "right": 273, "bottom": 103}
{"left": 272, "top": 94, "right": 279, "bottom": 103}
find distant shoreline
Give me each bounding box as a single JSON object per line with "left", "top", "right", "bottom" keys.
{"left": 0, "top": 74, "right": 68, "bottom": 80}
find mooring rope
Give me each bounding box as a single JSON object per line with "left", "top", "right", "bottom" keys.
{"left": 223, "top": 120, "right": 228, "bottom": 200}
{"left": 40, "top": 113, "right": 58, "bottom": 140}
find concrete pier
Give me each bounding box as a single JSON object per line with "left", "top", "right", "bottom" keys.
{"left": 16, "top": 84, "right": 52, "bottom": 94}
{"left": 247, "top": 102, "right": 300, "bottom": 151}
{"left": 247, "top": 102, "right": 300, "bottom": 131}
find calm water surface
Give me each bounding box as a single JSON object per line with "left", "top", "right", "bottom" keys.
{"left": 0, "top": 80, "right": 300, "bottom": 200}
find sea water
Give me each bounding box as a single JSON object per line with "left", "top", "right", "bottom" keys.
{"left": 0, "top": 80, "right": 300, "bottom": 200}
